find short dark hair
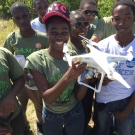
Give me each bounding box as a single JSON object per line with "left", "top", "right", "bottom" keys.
{"left": 112, "top": 0, "right": 135, "bottom": 15}
{"left": 70, "top": 10, "right": 86, "bottom": 21}
{"left": 45, "top": 16, "right": 70, "bottom": 31}
{"left": 10, "top": 2, "right": 29, "bottom": 16}
{"left": 79, "top": 0, "right": 97, "bottom": 9}
{"left": 33, "top": 0, "right": 48, "bottom": 8}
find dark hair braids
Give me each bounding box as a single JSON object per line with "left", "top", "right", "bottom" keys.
{"left": 70, "top": 10, "right": 86, "bottom": 21}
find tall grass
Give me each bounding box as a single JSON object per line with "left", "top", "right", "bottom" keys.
{"left": 0, "top": 19, "right": 18, "bottom": 46}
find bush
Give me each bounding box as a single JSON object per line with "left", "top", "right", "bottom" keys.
{"left": 0, "top": 0, "right": 114, "bottom": 19}
{"left": 98, "top": 0, "right": 114, "bottom": 18}
{"left": 48, "top": 0, "right": 81, "bottom": 11}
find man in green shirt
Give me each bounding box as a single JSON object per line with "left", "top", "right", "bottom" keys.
{"left": 3, "top": 2, "right": 49, "bottom": 135}
{"left": 79, "top": 0, "right": 98, "bottom": 39}
{"left": 0, "top": 47, "right": 25, "bottom": 135}
{"left": 91, "top": 0, "right": 135, "bottom": 42}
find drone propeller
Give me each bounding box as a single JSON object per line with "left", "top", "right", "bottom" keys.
{"left": 112, "top": 72, "right": 130, "bottom": 88}
{"left": 79, "top": 35, "right": 98, "bottom": 46}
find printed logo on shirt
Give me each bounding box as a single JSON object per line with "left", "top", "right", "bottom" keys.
{"left": 0, "top": 66, "right": 7, "bottom": 73}
{"left": 15, "top": 48, "right": 40, "bottom": 58}
{"left": 35, "top": 43, "right": 41, "bottom": 49}
{"left": 46, "top": 73, "right": 74, "bottom": 102}
{"left": 126, "top": 58, "right": 135, "bottom": 68}
{"left": 115, "top": 61, "right": 134, "bottom": 76}
{"left": 0, "top": 81, "right": 9, "bottom": 100}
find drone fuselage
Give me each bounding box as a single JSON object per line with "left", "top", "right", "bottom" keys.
{"left": 71, "top": 54, "right": 113, "bottom": 78}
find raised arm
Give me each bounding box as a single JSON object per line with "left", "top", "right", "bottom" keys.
{"left": 30, "top": 62, "right": 87, "bottom": 104}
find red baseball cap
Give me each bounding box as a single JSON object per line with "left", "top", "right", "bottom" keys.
{"left": 42, "top": 1, "right": 70, "bottom": 23}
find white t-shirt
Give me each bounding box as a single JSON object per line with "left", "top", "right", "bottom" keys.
{"left": 31, "top": 17, "right": 46, "bottom": 33}
{"left": 96, "top": 35, "right": 135, "bottom": 103}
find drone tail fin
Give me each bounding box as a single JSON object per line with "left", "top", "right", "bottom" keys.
{"left": 127, "top": 51, "right": 133, "bottom": 61}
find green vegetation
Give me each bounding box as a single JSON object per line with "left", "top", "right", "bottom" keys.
{"left": 0, "top": 0, "right": 114, "bottom": 19}
{"left": 98, "top": 0, "right": 114, "bottom": 18}
{"left": 0, "top": 19, "right": 17, "bottom": 46}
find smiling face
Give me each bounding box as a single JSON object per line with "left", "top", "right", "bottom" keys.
{"left": 70, "top": 13, "right": 89, "bottom": 40}
{"left": 46, "top": 18, "right": 70, "bottom": 52}
{"left": 12, "top": 8, "right": 31, "bottom": 31}
{"left": 112, "top": 5, "right": 135, "bottom": 37}
{"left": 34, "top": 0, "right": 48, "bottom": 21}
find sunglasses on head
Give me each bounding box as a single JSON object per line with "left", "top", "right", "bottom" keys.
{"left": 83, "top": 10, "right": 98, "bottom": 16}
{"left": 71, "top": 21, "right": 89, "bottom": 29}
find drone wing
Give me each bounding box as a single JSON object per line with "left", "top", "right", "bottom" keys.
{"left": 106, "top": 54, "right": 133, "bottom": 63}
{"left": 79, "top": 35, "right": 98, "bottom": 47}
{"left": 112, "top": 72, "right": 130, "bottom": 88}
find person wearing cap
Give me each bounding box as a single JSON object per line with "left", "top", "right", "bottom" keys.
{"left": 25, "top": 1, "right": 90, "bottom": 135}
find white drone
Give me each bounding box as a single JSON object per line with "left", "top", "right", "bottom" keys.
{"left": 63, "top": 36, "right": 133, "bottom": 92}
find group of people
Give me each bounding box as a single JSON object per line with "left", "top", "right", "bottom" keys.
{"left": 0, "top": 0, "right": 135, "bottom": 135}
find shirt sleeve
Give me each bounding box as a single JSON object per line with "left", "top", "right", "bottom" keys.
{"left": 5, "top": 49, "right": 23, "bottom": 81}
{"left": 3, "top": 33, "right": 15, "bottom": 54}
{"left": 25, "top": 51, "right": 44, "bottom": 75}
{"left": 93, "top": 18, "right": 105, "bottom": 40}
{"left": 96, "top": 39, "right": 108, "bottom": 53}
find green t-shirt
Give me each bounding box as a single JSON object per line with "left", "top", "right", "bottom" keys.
{"left": 25, "top": 49, "right": 77, "bottom": 113}
{"left": 86, "top": 24, "right": 96, "bottom": 39}
{"left": 3, "top": 30, "right": 49, "bottom": 87}
{"left": 92, "top": 16, "right": 99, "bottom": 26}
{"left": 3, "top": 30, "right": 49, "bottom": 58}
{"left": 93, "top": 16, "right": 135, "bottom": 40}
{"left": 67, "top": 40, "right": 89, "bottom": 56}
{"left": 0, "top": 47, "right": 23, "bottom": 120}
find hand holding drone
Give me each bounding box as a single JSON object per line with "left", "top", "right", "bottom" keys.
{"left": 63, "top": 36, "right": 133, "bottom": 92}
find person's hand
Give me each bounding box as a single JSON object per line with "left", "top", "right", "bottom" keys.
{"left": 66, "top": 61, "right": 87, "bottom": 81}
{"left": 103, "top": 76, "right": 113, "bottom": 85}
{"left": 0, "top": 125, "right": 12, "bottom": 135}
{"left": 95, "top": 73, "right": 113, "bottom": 85}
{"left": 0, "top": 94, "right": 16, "bottom": 116}
{"left": 110, "top": 110, "right": 129, "bottom": 121}
{"left": 23, "top": 72, "right": 32, "bottom": 81}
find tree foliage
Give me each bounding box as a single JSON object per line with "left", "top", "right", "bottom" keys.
{"left": 0, "top": 0, "right": 114, "bottom": 19}
{"left": 98, "top": 0, "right": 114, "bottom": 18}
